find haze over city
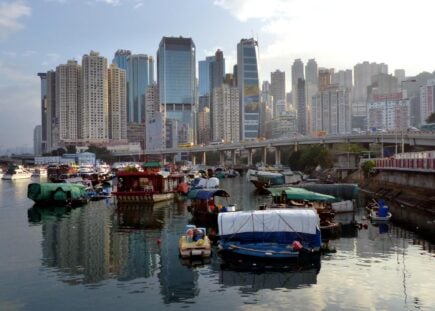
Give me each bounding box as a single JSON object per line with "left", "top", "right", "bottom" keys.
{"left": 1, "top": 0, "right": 434, "bottom": 151}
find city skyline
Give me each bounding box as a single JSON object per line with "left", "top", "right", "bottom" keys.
{"left": 1, "top": 0, "right": 435, "bottom": 149}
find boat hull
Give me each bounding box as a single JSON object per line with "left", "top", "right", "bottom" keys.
{"left": 218, "top": 242, "right": 320, "bottom": 263}
{"left": 370, "top": 211, "right": 392, "bottom": 222}
{"left": 112, "top": 191, "right": 175, "bottom": 204}
{"left": 2, "top": 173, "right": 32, "bottom": 180}
{"left": 179, "top": 236, "right": 211, "bottom": 259}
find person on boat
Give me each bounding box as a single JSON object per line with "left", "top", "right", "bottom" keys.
{"left": 192, "top": 228, "right": 204, "bottom": 242}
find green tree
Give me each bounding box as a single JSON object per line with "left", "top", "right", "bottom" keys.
{"left": 361, "top": 160, "right": 376, "bottom": 178}
{"left": 86, "top": 145, "right": 113, "bottom": 163}
{"left": 285, "top": 145, "right": 333, "bottom": 173}
{"left": 426, "top": 112, "right": 435, "bottom": 123}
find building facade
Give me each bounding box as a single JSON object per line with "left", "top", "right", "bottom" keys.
{"left": 37, "top": 73, "right": 48, "bottom": 153}
{"left": 419, "top": 79, "right": 435, "bottom": 125}
{"left": 367, "top": 93, "right": 410, "bottom": 131}
{"left": 33, "top": 125, "right": 42, "bottom": 156}
{"left": 291, "top": 59, "right": 304, "bottom": 108}
{"left": 212, "top": 84, "right": 240, "bottom": 143}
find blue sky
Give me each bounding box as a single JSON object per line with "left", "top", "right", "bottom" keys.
{"left": 0, "top": 0, "right": 434, "bottom": 150}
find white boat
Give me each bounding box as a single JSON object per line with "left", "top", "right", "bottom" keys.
{"left": 1, "top": 165, "right": 32, "bottom": 180}
{"left": 369, "top": 210, "right": 392, "bottom": 222}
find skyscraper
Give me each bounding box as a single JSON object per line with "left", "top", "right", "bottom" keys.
{"left": 127, "top": 54, "right": 154, "bottom": 123}
{"left": 332, "top": 69, "right": 353, "bottom": 88}
{"left": 305, "top": 59, "right": 318, "bottom": 86}
{"left": 198, "top": 56, "right": 214, "bottom": 97}
{"left": 157, "top": 36, "right": 196, "bottom": 146}
{"left": 210, "top": 49, "right": 225, "bottom": 92}
{"left": 56, "top": 60, "right": 81, "bottom": 142}
{"left": 296, "top": 78, "right": 307, "bottom": 134}
{"left": 81, "top": 51, "right": 108, "bottom": 142}
{"left": 112, "top": 49, "right": 131, "bottom": 72}
{"left": 270, "top": 70, "right": 286, "bottom": 119}
{"left": 37, "top": 72, "right": 48, "bottom": 153}
{"left": 108, "top": 64, "right": 127, "bottom": 140}
{"left": 33, "top": 125, "right": 42, "bottom": 156}
{"left": 353, "top": 61, "right": 388, "bottom": 129}
{"left": 291, "top": 59, "right": 304, "bottom": 108}
{"left": 237, "top": 38, "right": 260, "bottom": 140}
{"left": 212, "top": 83, "right": 240, "bottom": 143}
{"left": 46, "top": 70, "right": 57, "bottom": 151}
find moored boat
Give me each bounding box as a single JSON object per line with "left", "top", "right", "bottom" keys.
{"left": 27, "top": 182, "right": 89, "bottom": 207}
{"left": 367, "top": 199, "right": 392, "bottom": 222}
{"left": 179, "top": 225, "right": 211, "bottom": 259}
{"left": 217, "top": 209, "right": 322, "bottom": 263}
{"left": 2, "top": 165, "right": 32, "bottom": 180}
{"left": 112, "top": 169, "right": 185, "bottom": 204}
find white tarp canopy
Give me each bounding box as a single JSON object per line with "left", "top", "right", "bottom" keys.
{"left": 218, "top": 209, "right": 319, "bottom": 236}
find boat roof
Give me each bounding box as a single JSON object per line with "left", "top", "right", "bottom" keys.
{"left": 187, "top": 188, "right": 230, "bottom": 199}
{"left": 218, "top": 209, "right": 319, "bottom": 236}
{"left": 265, "top": 187, "right": 336, "bottom": 202}
{"left": 142, "top": 161, "right": 161, "bottom": 168}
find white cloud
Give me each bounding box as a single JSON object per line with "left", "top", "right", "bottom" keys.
{"left": 0, "top": 61, "right": 38, "bottom": 84}
{"left": 215, "top": 0, "right": 435, "bottom": 80}
{"left": 96, "top": 0, "right": 121, "bottom": 5}
{"left": 0, "top": 0, "right": 31, "bottom": 40}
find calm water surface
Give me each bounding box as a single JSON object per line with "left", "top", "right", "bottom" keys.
{"left": 0, "top": 177, "right": 434, "bottom": 310}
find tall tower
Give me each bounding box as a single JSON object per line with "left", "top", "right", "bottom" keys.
{"left": 56, "top": 60, "right": 81, "bottom": 143}
{"left": 157, "top": 36, "right": 196, "bottom": 146}
{"left": 108, "top": 64, "right": 127, "bottom": 140}
{"left": 37, "top": 72, "right": 48, "bottom": 153}
{"left": 127, "top": 54, "right": 154, "bottom": 123}
{"left": 46, "top": 70, "right": 57, "bottom": 151}
{"left": 270, "top": 70, "right": 286, "bottom": 118}
{"left": 237, "top": 38, "right": 260, "bottom": 140}
{"left": 291, "top": 59, "right": 304, "bottom": 108}
{"left": 198, "top": 56, "right": 215, "bottom": 97}
{"left": 81, "top": 51, "right": 108, "bottom": 142}
{"left": 112, "top": 49, "right": 131, "bottom": 72}
{"left": 305, "top": 59, "right": 318, "bottom": 86}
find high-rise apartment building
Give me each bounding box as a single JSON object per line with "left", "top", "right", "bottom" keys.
{"left": 108, "top": 64, "right": 127, "bottom": 141}
{"left": 291, "top": 59, "right": 304, "bottom": 108}
{"left": 212, "top": 84, "right": 240, "bottom": 143}
{"left": 332, "top": 70, "right": 353, "bottom": 88}
{"left": 33, "top": 125, "right": 42, "bottom": 156}
{"left": 237, "top": 38, "right": 260, "bottom": 140}
{"left": 367, "top": 93, "right": 410, "bottom": 130}
{"left": 305, "top": 59, "right": 318, "bottom": 86}
{"left": 157, "top": 37, "right": 196, "bottom": 145}
{"left": 312, "top": 75, "right": 351, "bottom": 136}
{"left": 270, "top": 70, "right": 286, "bottom": 119}
{"left": 296, "top": 78, "right": 307, "bottom": 134}
{"left": 81, "top": 51, "right": 109, "bottom": 142}
{"left": 394, "top": 69, "right": 406, "bottom": 85}
{"left": 210, "top": 49, "right": 225, "bottom": 92}
{"left": 260, "top": 81, "right": 273, "bottom": 138}
{"left": 352, "top": 61, "right": 388, "bottom": 129}
{"left": 127, "top": 54, "right": 154, "bottom": 123}
{"left": 197, "top": 106, "right": 211, "bottom": 146}
{"left": 56, "top": 60, "right": 81, "bottom": 143}
{"left": 420, "top": 79, "right": 435, "bottom": 125}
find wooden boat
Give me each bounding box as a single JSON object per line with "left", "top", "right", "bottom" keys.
{"left": 179, "top": 226, "right": 211, "bottom": 259}
{"left": 217, "top": 209, "right": 322, "bottom": 263}
{"left": 187, "top": 188, "right": 235, "bottom": 227}
{"left": 112, "top": 170, "right": 185, "bottom": 204}
{"left": 367, "top": 199, "right": 392, "bottom": 222}
{"left": 27, "top": 182, "right": 89, "bottom": 207}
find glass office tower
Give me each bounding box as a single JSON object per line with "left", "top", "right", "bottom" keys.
{"left": 237, "top": 38, "right": 260, "bottom": 140}
{"left": 157, "top": 37, "right": 196, "bottom": 145}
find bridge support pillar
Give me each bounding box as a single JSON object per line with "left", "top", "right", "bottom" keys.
{"left": 275, "top": 147, "right": 281, "bottom": 165}
{"left": 172, "top": 154, "right": 176, "bottom": 164}
{"left": 247, "top": 149, "right": 253, "bottom": 167}
{"left": 191, "top": 154, "right": 196, "bottom": 166}
{"left": 232, "top": 150, "right": 237, "bottom": 166}
{"left": 219, "top": 151, "right": 225, "bottom": 167}
{"left": 262, "top": 147, "right": 267, "bottom": 165}
{"left": 294, "top": 142, "right": 298, "bottom": 152}
{"left": 201, "top": 151, "right": 207, "bottom": 166}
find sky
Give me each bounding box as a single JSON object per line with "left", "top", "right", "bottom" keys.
{"left": 0, "top": 0, "right": 434, "bottom": 150}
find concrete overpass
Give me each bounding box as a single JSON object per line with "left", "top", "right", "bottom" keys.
{"left": 113, "top": 132, "right": 435, "bottom": 166}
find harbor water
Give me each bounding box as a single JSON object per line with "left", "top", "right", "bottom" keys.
{"left": 0, "top": 177, "right": 434, "bottom": 310}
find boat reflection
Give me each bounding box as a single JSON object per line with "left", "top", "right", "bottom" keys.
{"left": 27, "top": 205, "right": 72, "bottom": 224}
{"left": 217, "top": 257, "right": 321, "bottom": 292}
{"left": 113, "top": 202, "right": 167, "bottom": 231}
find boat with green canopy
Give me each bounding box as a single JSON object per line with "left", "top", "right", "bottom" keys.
{"left": 27, "top": 182, "right": 89, "bottom": 207}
